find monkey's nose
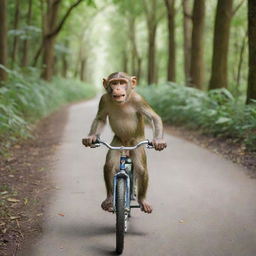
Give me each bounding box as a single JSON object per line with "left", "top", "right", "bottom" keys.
{"left": 114, "top": 87, "right": 121, "bottom": 92}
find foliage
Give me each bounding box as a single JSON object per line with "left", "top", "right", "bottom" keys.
{"left": 138, "top": 84, "right": 256, "bottom": 151}
{"left": 0, "top": 69, "right": 96, "bottom": 152}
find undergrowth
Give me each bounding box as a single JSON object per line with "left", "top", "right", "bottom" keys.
{"left": 0, "top": 69, "right": 96, "bottom": 153}
{"left": 138, "top": 83, "right": 256, "bottom": 151}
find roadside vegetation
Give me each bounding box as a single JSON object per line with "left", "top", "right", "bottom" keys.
{"left": 0, "top": 69, "right": 96, "bottom": 154}
{"left": 139, "top": 84, "right": 256, "bottom": 152}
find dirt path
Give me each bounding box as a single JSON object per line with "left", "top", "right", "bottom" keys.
{"left": 0, "top": 106, "right": 68, "bottom": 256}
{"left": 17, "top": 99, "right": 256, "bottom": 256}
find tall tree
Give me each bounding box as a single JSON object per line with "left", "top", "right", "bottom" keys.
{"left": 143, "top": 0, "right": 159, "bottom": 85}
{"left": 41, "top": 0, "right": 84, "bottom": 80}
{"left": 0, "top": 0, "right": 8, "bottom": 82}
{"left": 182, "top": 0, "right": 192, "bottom": 84}
{"left": 164, "top": 0, "right": 176, "bottom": 82}
{"left": 41, "top": 0, "right": 61, "bottom": 80}
{"left": 247, "top": 0, "right": 256, "bottom": 102}
{"left": 209, "top": 0, "right": 233, "bottom": 90}
{"left": 21, "top": 0, "right": 33, "bottom": 67}
{"left": 11, "top": 0, "right": 20, "bottom": 67}
{"left": 128, "top": 15, "right": 142, "bottom": 82}
{"left": 190, "top": 0, "right": 205, "bottom": 89}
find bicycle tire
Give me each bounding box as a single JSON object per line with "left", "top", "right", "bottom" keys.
{"left": 116, "top": 178, "right": 126, "bottom": 254}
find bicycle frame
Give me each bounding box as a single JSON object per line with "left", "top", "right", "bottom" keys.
{"left": 113, "top": 155, "right": 131, "bottom": 212}
{"left": 90, "top": 139, "right": 153, "bottom": 213}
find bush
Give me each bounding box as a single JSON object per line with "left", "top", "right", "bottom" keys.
{"left": 138, "top": 83, "right": 256, "bottom": 151}
{"left": 0, "top": 69, "right": 96, "bottom": 151}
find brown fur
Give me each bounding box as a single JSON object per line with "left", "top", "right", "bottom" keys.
{"left": 82, "top": 72, "right": 167, "bottom": 213}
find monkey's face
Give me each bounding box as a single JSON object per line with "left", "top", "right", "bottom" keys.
{"left": 103, "top": 74, "right": 137, "bottom": 104}
{"left": 108, "top": 78, "right": 129, "bottom": 104}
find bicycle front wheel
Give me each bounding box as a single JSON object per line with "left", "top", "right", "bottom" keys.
{"left": 116, "top": 178, "right": 126, "bottom": 254}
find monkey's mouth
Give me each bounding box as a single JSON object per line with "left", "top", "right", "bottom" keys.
{"left": 113, "top": 94, "right": 126, "bottom": 102}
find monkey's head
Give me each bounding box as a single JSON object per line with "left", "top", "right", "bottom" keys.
{"left": 103, "top": 72, "right": 137, "bottom": 104}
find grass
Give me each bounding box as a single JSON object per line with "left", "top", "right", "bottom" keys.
{"left": 0, "top": 68, "right": 97, "bottom": 153}
{"left": 138, "top": 83, "right": 256, "bottom": 151}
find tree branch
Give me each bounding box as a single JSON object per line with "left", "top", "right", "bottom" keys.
{"left": 232, "top": 0, "right": 245, "bottom": 17}
{"left": 47, "top": 0, "right": 84, "bottom": 38}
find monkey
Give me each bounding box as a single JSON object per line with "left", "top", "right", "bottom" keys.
{"left": 82, "top": 72, "right": 167, "bottom": 214}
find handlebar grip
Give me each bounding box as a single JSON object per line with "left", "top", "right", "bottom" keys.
{"left": 94, "top": 138, "right": 101, "bottom": 144}
{"left": 148, "top": 141, "right": 153, "bottom": 147}
{"left": 90, "top": 137, "right": 101, "bottom": 148}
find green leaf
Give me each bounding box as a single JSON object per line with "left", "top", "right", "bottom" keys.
{"left": 215, "top": 117, "right": 232, "bottom": 124}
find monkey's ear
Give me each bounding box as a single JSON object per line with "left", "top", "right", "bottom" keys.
{"left": 103, "top": 78, "right": 108, "bottom": 89}
{"left": 131, "top": 76, "right": 137, "bottom": 89}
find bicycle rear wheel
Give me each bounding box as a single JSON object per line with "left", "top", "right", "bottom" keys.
{"left": 116, "top": 178, "right": 126, "bottom": 254}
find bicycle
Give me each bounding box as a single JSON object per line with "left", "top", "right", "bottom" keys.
{"left": 90, "top": 138, "right": 153, "bottom": 255}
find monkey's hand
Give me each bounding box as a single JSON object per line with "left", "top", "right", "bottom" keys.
{"left": 82, "top": 135, "right": 97, "bottom": 147}
{"left": 152, "top": 138, "right": 167, "bottom": 151}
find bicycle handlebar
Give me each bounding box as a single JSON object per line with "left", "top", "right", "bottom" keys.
{"left": 91, "top": 138, "right": 154, "bottom": 150}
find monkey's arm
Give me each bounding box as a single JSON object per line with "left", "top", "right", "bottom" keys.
{"left": 83, "top": 96, "right": 108, "bottom": 146}
{"left": 138, "top": 99, "right": 163, "bottom": 139}
{"left": 136, "top": 94, "right": 166, "bottom": 150}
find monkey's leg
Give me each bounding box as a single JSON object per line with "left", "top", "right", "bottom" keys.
{"left": 101, "top": 137, "right": 121, "bottom": 212}
{"left": 130, "top": 148, "right": 152, "bottom": 214}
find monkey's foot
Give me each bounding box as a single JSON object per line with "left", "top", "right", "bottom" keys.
{"left": 138, "top": 199, "right": 153, "bottom": 214}
{"left": 101, "top": 197, "right": 113, "bottom": 212}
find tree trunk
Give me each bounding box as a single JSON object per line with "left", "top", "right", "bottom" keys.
{"left": 41, "top": 0, "right": 84, "bottom": 80}
{"left": 21, "top": 0, "right": 33, "bottom": 67}
{"left": 128, "top": 17, "right": 137, "bottom": 75}
{"left": 122, "top": 51, "right": 128, "bottom": 73}
{"left": 246, "top": 0, "right": 256, "bottom": 103}
{"left": 164, "top": 0, "right": 176, "bottom": 82}
{"left": 80, "top": 58, "right": 86, "bottom": 81}
{"left": 147, "top": 25, "right": 157, "bottom": 84}
{"left": 128, "top": 16, "right": 142, "bottom": 83}
{"left": 235, "top": 30, "right": 247, "bottom": 97}
{"left": 137, "top": 57, "right": 142, "bottom": 84}
{"left": 128, "top": 17, "right": 136, "bottom": 75}
{"left": 53, "top": 55, "right": 58, "bottom": 76}
{"left": 62, "top": 53, "right": 68, "bottom": 78}
{"left": 209, "top": 0, "right": 233, "bottom": 90}
{"left": 0, "top": 0, "right": 8, "bottom": 83}
{"left": 190, "top": 0, "right": 205, "bottom": 89}
{"left": 41, "top": 0, "right": 60, "bottom": 80}
{"left": 32, "top": 0, "right": 45, "bottom": 67}
{"left": 182, "top": 0, "right": 192, "bottom": 84}
{"left": 11, "top": 0, "right": 20, "bottom": 68}
{"left": 144, "top": 0, "right": 158, "bottom": 85}
{"left": 74, "top": 42, "right": 82, "bottom": 78}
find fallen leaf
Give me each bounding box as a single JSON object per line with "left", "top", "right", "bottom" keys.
{"left": 179, "top": 219, "right": 185, "bottom": 223}
{"left": 10, "top": 216, "right": 20, "bottom": 220}
{"left": 58, "top": 213, "right": 65, "bottom": 217}
{"left": 0, "top": 191, "right": 8, "bottom": 195}
{"left": 2, "top": 228, "right": 7, "bottom": 233}
{"left": 7, "top": 198, "right": 20, "bottom": 203}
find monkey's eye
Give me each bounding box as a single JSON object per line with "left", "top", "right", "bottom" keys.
{"left": 110, "top": 81, "right": 118, "bottom": 86}
{"left": 120, "top": 80, "right": 126, "bottom": 85}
